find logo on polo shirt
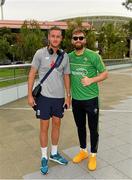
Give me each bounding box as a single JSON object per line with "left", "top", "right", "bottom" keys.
{"left": 50, "top": 59, "right": 55, "bottom": 67}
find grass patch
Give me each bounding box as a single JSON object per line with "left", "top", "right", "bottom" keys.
{"left": 0, "top": 67, "right": 29, "bottom": 77}
{"left": 0, "top": 77, "right": 28, "bottom": 88}
{"left": 0, "top": 67, "right": 30, "bottom": 88}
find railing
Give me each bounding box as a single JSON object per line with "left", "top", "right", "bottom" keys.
{"left": 0, "top": 64, "right": 39, "bottom": 106}
{"left": 0, "top": 60, "right": 132, "bottom": 106}
{"left": 0, "top": 59, "right": 132, "bottom": 88}
{"left": 0, "top": 64, "right": 31, "bottom": 88}
{"left": 103, "top": 58, "right": 132, "bottom": 66}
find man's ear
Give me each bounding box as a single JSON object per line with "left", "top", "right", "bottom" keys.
{"left": 48, "top": 34, "right": 50, "bottom": 40}
{"left": 84, "top": 38, "right": 86, "bottom": 44}
{"left": 60, "top": 35, "right": 63, "bottom": 41}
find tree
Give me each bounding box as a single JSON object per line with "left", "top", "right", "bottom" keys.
{"left": 17, "top": 20, "right": 46, "bottom": 62}
{"left": 123, "top": 19, "right": 132, "bottom": 37}
{"left": 63, "top": 18, "right": 96, "bottom": 52}
{"left": 62, "top": 18, "right": 83, "bottom": 52}
{"left": 98, "top": 23, "right": 128, "bottom": 58}
{"left": 0, "top": 27, "right": 18, "bottom": 61}
{"left": 122, "top": 0, "right": 132, "bottom": 11}
{"left": 0, "top": 27, "right": 14, "bottom": 61}
{"left": 85, "top": 29, "right": 96, "bottom": 51}
{"left": 0, "top": 37, "right": 10, "bottom": 61}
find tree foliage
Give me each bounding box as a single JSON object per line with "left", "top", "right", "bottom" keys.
{"left": 63, "top": 18, "right": 96, "bottom": 52}
{"left": 17, "top": 20, "right": 46, "bottom": 62}
{"left": 0, "top": 18, "right": 131, "bottom": 62}
{"left": 123, "top": 19, "right": 132, "bottom": 37}
{"left": 0, "top": 38, "right": 10, "bottom": 60}
{"left": 0, "top": 28, "right": 14, "bottom": 61}
{"left": 62, "top": 18, "right": 83, "bottom": 52}
{"left": 85, "top": 29, "right": 96, "bottom": 51}
{"left": 98, "top": 23, "right": 128, "bottom": 58}
{"left": 122, "top": 0, "right": 132, "bottom": 10}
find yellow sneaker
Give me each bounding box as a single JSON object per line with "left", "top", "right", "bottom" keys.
{"left": 73, "top": 150, "right": 88, "bottom": 163}
{"left": 88, "top": 154, "right": 97, "bottom": 171}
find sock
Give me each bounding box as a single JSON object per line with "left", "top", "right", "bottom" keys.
{"left": 80, "top": 148, "right": 88, "bottom": 152}
{"left": 91, "top": 153, "right": 96, "bottom": 157}
{"left": 41, "top": 147, "right": 48, "bottom": 159}
{"left": 51, "top": 145, "right": 58, "bottom": 155}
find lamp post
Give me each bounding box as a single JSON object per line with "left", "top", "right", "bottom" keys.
{"left": 121, "top": 40, "right": 124, "bottom": 58}
{"left": 11, "top": 44, "right": 15, "bottom": 63}
{"left": 0, "top": 0, "right": 5, "bottom": 20}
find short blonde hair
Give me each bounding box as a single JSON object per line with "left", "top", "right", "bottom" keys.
{"left": 48, "top": 26, "right": 62, "bottom": 35}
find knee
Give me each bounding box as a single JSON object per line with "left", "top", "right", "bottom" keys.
{"left": 40, "top": 125, "right": 49, "bottom": 134}
{"left": 52, "top": 121, "right": 61, "bottom": 129}
{"left": 90, "top": 130, "right": 99, "bottom": 137}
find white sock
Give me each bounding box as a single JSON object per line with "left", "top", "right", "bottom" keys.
{"left": 80, "top": 148, "right": 88, "bottom": 152}
{"left": 91, "top": 153, "right": 96, "bottom": 157}
{"left": 51, "top": 145, "right": 58, "bottom": 155}
{"left": 41, "top": 147, "right": 48, "bottom": 159}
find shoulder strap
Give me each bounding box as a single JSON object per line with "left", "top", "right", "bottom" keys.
{"left": 40, "top": 51, "right": 65, "bottom": 85}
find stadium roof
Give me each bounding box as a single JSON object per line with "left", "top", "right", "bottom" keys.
{"left": 1, "top": 0, "right": 132, "bottom": 21}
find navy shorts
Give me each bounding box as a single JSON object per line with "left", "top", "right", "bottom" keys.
{"left": 35, "top": 94, "right": 65, "bottom": 120}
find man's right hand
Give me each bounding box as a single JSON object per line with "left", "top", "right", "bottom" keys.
{"left": 28, "top": 95, "right": 36, "bottom": 107}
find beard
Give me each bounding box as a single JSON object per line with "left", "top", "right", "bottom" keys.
{"left": 74, "top": 44, "right": 84, "bottom": 50}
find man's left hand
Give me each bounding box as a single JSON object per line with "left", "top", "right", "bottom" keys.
{"left": 81, "top": 76, "right": 93, "bottom": 86}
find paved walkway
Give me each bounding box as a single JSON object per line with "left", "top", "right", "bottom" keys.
{"left": 0, "top": 68, "right": 132, "bottom": 179}
{"left": 24, "top": 98, "right": 132, "bottom": 179}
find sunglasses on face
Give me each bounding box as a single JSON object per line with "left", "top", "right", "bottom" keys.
{"left": 72, "top": 36, "right": 85, "bottom": 41}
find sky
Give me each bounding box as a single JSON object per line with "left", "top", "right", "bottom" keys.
{"left": 1, "top": 0, "right": 132, "bottom": 21}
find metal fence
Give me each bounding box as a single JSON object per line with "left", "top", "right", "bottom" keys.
{"left": 0, "top": 64, "right": 31, "bottom": 88}
{"left": 0, "top": 59, "right": 132, "bottom": 88}
{"left": 103, "top": 58, "right": 132, "bottom": 66}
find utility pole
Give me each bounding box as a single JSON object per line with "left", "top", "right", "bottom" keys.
{"left": 0, "top": 0, "right": 5, "bottom": 20}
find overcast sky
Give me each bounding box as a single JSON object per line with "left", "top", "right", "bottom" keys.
{"left": 1, "top": 0, "right": 132, "bottom": 21}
